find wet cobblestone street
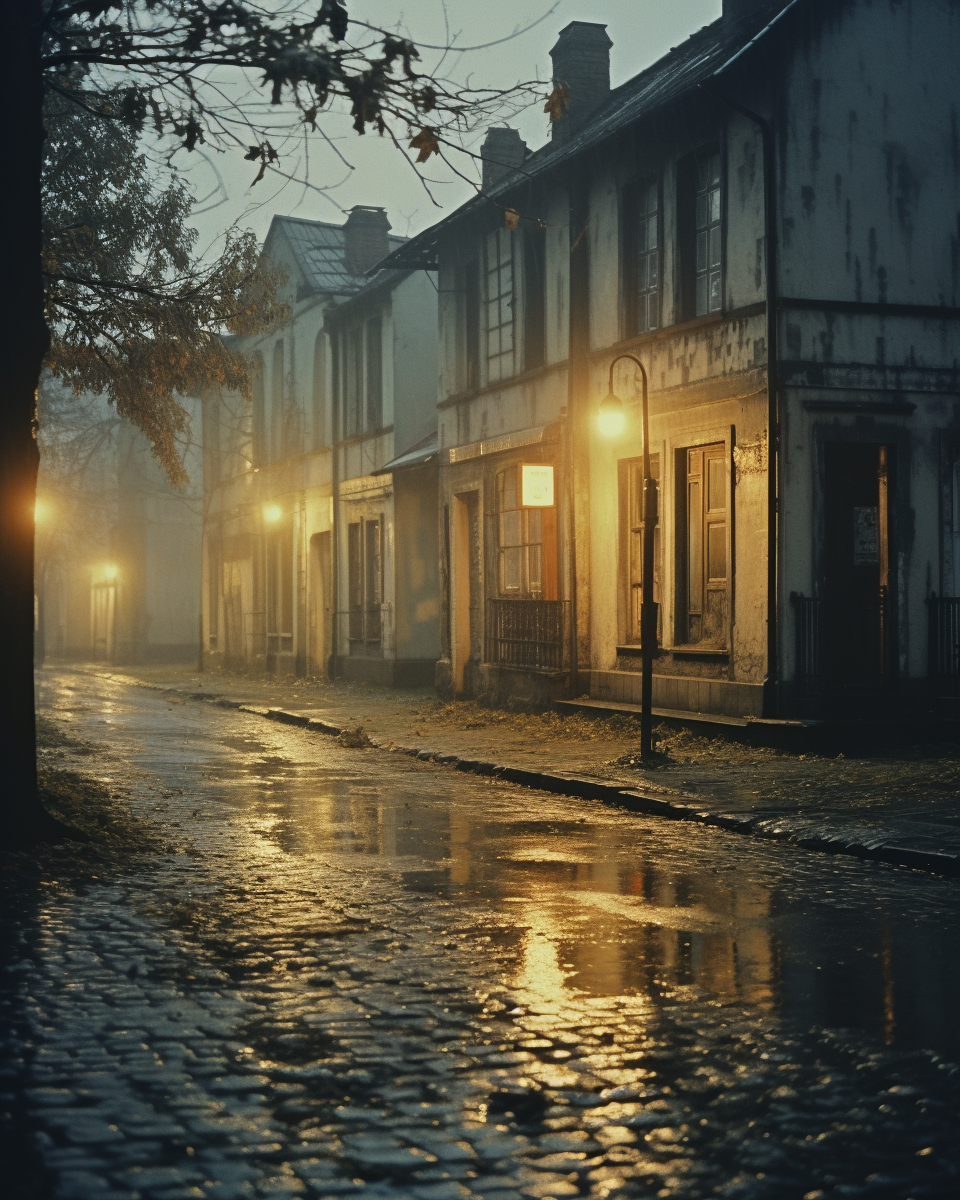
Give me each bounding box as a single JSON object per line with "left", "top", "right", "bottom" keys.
{"left": 4, "top": 670, "right": 960, "bottom": 1199}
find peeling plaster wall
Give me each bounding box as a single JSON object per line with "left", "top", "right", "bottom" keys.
{"left": 777, "top": 0, "right": 960, "bottom": 695}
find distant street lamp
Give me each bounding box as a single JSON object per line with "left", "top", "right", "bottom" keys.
{"left": 599, "top": 354, "right": 658, "bottom": 759}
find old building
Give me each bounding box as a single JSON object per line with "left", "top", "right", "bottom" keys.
{"left": 37, "top": 381, "right": 203, "bottom": 666}
{"left": 201, "top": 206, "right": 439, "bottom": 681}
{"left": 382, "top": 0, "right": 960, "bottom": 720}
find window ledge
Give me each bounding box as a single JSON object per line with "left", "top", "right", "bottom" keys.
{"left": 669, "top": 645, "right": 729, "bottom": 659}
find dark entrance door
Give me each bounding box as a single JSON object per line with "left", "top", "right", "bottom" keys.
{"left": 822, "top": 443, "right": 892, "bottom": 695}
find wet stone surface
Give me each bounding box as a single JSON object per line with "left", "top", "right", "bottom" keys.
{"left": 3, "top": 670, "right": 960, "bottom": 1199}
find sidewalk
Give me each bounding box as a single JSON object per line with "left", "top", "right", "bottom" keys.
{"left": 75, "top": 664, "right": 960, "bottom": 877}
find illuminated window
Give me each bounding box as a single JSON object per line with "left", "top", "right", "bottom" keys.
{"left": 496, "top": 467, "right": 557, "bottom": 599}
{"left": 485, "top": 229, "right": 515, "bottom": 382}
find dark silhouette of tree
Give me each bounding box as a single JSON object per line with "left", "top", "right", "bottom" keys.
{"left": 5, "top": 0, "right": 537, "bottom": 842}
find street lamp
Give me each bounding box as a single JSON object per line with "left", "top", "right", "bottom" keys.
{"left": 599, "top": 354, "right": 658, "bottom": 760}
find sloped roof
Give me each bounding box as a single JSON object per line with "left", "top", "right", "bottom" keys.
{"left": 372, "top": 432, "right": 439, "bottom": 475}
{"left": 382, "top": 0, "right": 801, "bottom": 269}
{"left": 266, "top": 215, "right": 408, "bottom": 295}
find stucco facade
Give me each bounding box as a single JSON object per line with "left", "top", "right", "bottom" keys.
{"left": 383, "top": 0, "right": 960, "bottom": 720}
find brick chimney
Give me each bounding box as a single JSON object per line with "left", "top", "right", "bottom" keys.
{"left": 343, "top": 205, "right": 391, "bottom": 275}
{"left": 549, "top": 21, "right": 612, "bottom": 141}
{"left": 480, "top": 127, "right": 527, "bottom": 191}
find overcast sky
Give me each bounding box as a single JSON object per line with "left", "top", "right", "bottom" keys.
{"left": 182, "top": 1, "right": 723, "bottom": 251}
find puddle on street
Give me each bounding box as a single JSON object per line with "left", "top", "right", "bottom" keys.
{"left": 39, "top": 673, "right": 960, "bottom": 1063}
{"left": 195, "top": 727, "right": 960, "bottom": 1063}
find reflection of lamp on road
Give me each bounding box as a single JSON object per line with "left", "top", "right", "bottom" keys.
{"left": 599, "top": 353, "right": 657, "bottom": 760}
{"left": 263, "top": 503, "right": 282, "bottom": 524}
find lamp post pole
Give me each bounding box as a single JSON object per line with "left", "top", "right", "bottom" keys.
{"left": 605, "top": 354, "right": 658, "bottom": 759}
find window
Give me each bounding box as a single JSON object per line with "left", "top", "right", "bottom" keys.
{"left": 678, "top": 147, "right": 722, "bottom": 320}
{"left": 678, "top": 444, "right": 728, "bottom": 646}
{"left": 622, "top": 178, "right": 660, "bottom": 336}
{"left": 485, "top": 229, "right": 515, "bottom": 382}
{"left": 619, "top": 456, "right": 661, "bottom": 645}
{"left": 463, "top": 258, "right": 481, "bottom": 391}
{"left": 496, "top": 466, "right": 557, "bottom": 599}
{"left": 271, "top": 339, "right": 284, "bottom": 459}
{"left": 695, "top": 151, "right": 722, "bottom": 316}
{"left": 347, "top": 517, "right": 382, "bottom": 649}
{"left": 523, "top": 225, "right": 546, "bottom": 371}
{"left": 365, "top": 316, "right": 383, "bottom": 430}
{"left": 266, "top": 519, "right": 294, "bottom": 655}
{"left": 345, "top": 325, "right": 363, "bottom": 437}
{"left": 251, "top": 353, "right": 265, "bottom": 466}
{"left": 312, "top": 331, "right": 327, "bottom": 449}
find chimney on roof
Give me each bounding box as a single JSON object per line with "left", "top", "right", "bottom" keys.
{"left": 549, "top": 21, "right": 612, "bottom": 142}
{"left": 480, "top": 127, "right": 527, "bottom": 191}
{"left": 343, "top": 205, "right": 391, "bottom": 275}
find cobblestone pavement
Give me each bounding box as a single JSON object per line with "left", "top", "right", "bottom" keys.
{"left": 4, "top": 669, "right": 960, "bottom": 1200}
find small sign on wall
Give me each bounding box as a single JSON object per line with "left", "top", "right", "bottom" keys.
{"left": 521, "top": 463, "right": 555, "bottom": 507}
{"left": 853, "top": 505, "right": 879, "bottom": 565}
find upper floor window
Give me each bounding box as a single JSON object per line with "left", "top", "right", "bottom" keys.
{"left": 251, "top": 352, "right": 265, "bottom": 467}
{"left": 678, "top": 147, "right": 722, "bottom": 320}
{"left": 311, "top": 331, "right": 327, "bottom": 450}
{"left": 462, "top": 258, "right": 481, "bottom": 391}
{"left": 485, "top": 229, "right": 515, "bottom": 383}
{"left": 365, "top": 316, "right": 383, "bottom": 430}
{"left": 695, "top": 151, "right": 722, "bottom": 316}
{"left": 622, "top": 177, "right": 660, "bottom": 336}
{"left": 523, "top": 224, "right": 546, "bottom": 371}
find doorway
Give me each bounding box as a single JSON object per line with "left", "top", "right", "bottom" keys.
{"left": 822, "top": 442, "right": 893, "bottom": 693}
{"left": 309, "top": 531, "right": 332, "bottom": 676}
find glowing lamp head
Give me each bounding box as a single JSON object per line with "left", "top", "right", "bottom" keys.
{"left": 263, "top": 503, "right": 282, "bottom": 524}
{"left": 597, "top": 392, "right": 626, "bottom": 438}
{"left": 103, "top": 564, "right": 119, "bottom": 582}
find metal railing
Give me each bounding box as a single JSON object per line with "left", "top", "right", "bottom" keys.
{"left": 928, "top": 594, "right": 960, "bottom": 698}
{"left": 791, "top": 592, "right": 822, "bottom": 698}
{"left": 486, "top": 598, "right": 567, "bottom": 671}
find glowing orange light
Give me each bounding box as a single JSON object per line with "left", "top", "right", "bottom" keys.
{"left": 103, "top": 564, "right": 119, "bottom": 582}
{"left": 520, "top": 464, "right": 555, "bottom": 507}
{"left": 263, "top": 503, "right": 282, "bottom": 523}
{"left": 598, "top": 392, "right": 626, "bottom": 438}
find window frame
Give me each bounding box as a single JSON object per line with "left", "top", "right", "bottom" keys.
{"left": 494, "top": 465, "right": 557, "bottom": 600}
{"left": 675, "top": 442, "right": 729, "bottom": 649}
{"left": 677, "top": 145, "right": 723, "bottom": 322}
{"left": 485, "top": 228, "right": 515, "bottom": 383}
{"left": 618, "top": 455, "right": 662, "bottom": 646}
{"left": 621, "top": 176, "right": 661, "bottom": 338}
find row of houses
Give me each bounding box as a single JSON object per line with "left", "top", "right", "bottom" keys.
{"left": 201, "top": 0, "right": 960, "bottom": 722}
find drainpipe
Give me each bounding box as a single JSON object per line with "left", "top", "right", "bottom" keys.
{"left": 566, "top": 176, "right": 591, "bottom": 697}
{"left": 700, "top": 82, "right": 781, "bottom": 718}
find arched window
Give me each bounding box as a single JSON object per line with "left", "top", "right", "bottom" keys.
{"left": 251, "top": 352, "right": 265, "bottom": 466}
{"left": 312, "top": 331, "right": 327, "bottom": 449}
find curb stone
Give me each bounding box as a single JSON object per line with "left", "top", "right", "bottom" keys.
{"left": 92, "top": 672, "right": 960, "bottom": 879}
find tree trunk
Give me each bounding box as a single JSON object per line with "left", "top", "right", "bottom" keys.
{"left": 4, "top": 2, "right": 64, "bottom": 842}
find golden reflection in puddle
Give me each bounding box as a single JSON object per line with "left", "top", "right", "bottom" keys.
{"left": 577, "top": 890, "right": 730, "bottom": 933}
{"left": 514, "top": 908, "right": 571, "bottom": 1010}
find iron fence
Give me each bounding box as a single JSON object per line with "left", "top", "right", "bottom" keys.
{"left": 486, "top": 598, "right": 567, "bottom": 671}
{"left": 928, "top": 594, "right": 960, "bottom": 698}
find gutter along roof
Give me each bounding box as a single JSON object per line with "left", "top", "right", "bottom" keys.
{"left": 380, "top": 0, "right": 798, "bottom": 271}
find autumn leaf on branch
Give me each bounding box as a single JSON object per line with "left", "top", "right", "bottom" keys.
{"left": 408, "top": 126, "right": 439, "bottom": 163}
{"left": 544, "top": 83, "right": 569, "bottom": 122}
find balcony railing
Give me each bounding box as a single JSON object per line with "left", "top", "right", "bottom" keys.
{"left": 928, "top": 594, "right": 960, "bottom": 698}
{"left": 790, "top": 592, "right": 822, "bottom": 698}
{"left": 486, "top": 598, "right": 567, "bottom": 671}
